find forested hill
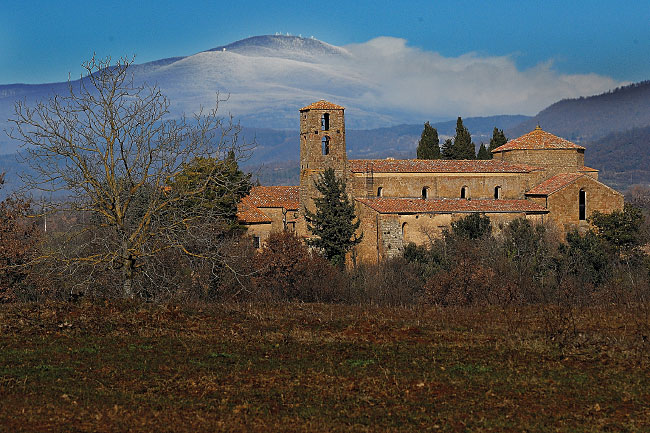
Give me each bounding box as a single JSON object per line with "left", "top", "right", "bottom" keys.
{"left": 586, "top": 125, "right": 650, "bottom": 191}
{"left": 507, "top": 81, "right": 650, "bottom": 143}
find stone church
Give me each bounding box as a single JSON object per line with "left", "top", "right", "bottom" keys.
{"left": 238, "top": 100, "right": 624, "bottom": 263}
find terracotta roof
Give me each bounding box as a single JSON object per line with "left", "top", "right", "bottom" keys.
{"left": 300, "top": 100, "right": 345, "bottom": 111}
{"left": 492, "top": 126, "right": 585, "bottom": 152}
{"left": 525, "top": 173, "right": 585, "bottom": 196}
{"left": 245, "top": 186, "right": 300, "bottom": 210}
{"left": 237, "top": 197, "right": 272, "bottom": 224}
{"left": 349, "top": 159, "right": 541, "bottom": 174}
{"left": 580, "top": 166, "right": 599, "bottom": 172}
{"left": 356, "top": 198, "right": 548, "bottom": 214}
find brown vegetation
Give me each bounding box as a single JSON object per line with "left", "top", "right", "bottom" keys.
{"left": 0, "top": 301, "right": 648, "bottom": 432}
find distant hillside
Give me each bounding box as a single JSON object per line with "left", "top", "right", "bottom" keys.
{"left": 508, "top": 81, "right": 650, "bottom": 142}
{"left": 586, "top": 125, "right": 650, "bottom": 191}
{"left": 245, "top": 114, "right": 530, "bottom": 165}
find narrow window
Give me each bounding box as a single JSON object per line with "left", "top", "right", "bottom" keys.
{"left": 401, "top": 222, "right": 407, "bottom": 239}
{"left": 253, "top": 236, "right": 261, "bottom": 249}
{"left": 377, "top": 187, "right": 383, "bottom": 197}
{"left": 494, "top": 186, "right": 501, "bottom": 200}
{"left": 321, "top": 113, "right": 330, "bottom": 131}
{"left": 422, "top": 187, "right": 430, "bottom": 199}
{"left": 286, "top": 221, "right": 296, "bottom": 232}
{"left": 322, "top": 136, "right": 330, "bottom": 155}
{"left": 461, "top": 186, "right": 468, "bottom": 199}
{"left": 579, "top": 189, "right": 586, "bottom": 220}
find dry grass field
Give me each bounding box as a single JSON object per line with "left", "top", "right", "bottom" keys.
{"left": 0, "top": 301, "right": 649, "bottom": 432}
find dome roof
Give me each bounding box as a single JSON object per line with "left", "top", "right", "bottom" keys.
{"left": 493, "top": 126, "right": 585, "bottom": 152}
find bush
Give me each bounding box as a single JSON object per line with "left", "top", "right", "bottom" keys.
{"left": 254, "top": 231, "right": 344, "bottom": 302}
{"left": 450, "top": 213, "right": 492, "bottom": 240}
{"left": 348, "top": 257, "right": 425, "bottom": 306}
{"left": 0, "top": 197, "right": 42, "bottom": 302}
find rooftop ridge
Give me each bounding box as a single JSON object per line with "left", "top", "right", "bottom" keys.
{"left": 348, "top": 158, "right": 542, "bottom": 174}
{"left": 300, "top": 100, "right": 345, "bottom": 111}
{"left": 355, "top": 197, "right": 548, "bottom": 214}
{"left": 525, "top": 172, "right": 585, "bottom": 196}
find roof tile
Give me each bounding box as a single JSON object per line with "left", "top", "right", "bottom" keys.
{"left": 356, "top": 198, "right": 548, "bottom": 214}
{"left": 493, "top": 127, "right": 585, "bottom": 152}
{"left": 300, "top": 100, "right": 345, "bottom": 111}
{"left": 349, "top": 159, "right": 541, "bottom": 174}
{"left": 237, "top": 197, "right": 272, "bottom": 224}
{"left": 525, "top": 173, "right": 584, "bottom": 196}
{"left": 245, "top": 185, "right": 300, "bottom": 210}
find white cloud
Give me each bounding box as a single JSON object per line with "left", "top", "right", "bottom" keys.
{"left": 338, "top": 37, "right": 622, "bottom": 118}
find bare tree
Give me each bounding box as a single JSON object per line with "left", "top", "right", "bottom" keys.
{"left": 8, "top": 56, "right": 253, "bottom": 298}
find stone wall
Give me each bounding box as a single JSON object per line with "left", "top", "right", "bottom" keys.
{"left": 497, "top": 148, "right": 585, "bottom": 176}
{"left": 545, "top": 176, "right": 624, "bottom": 236}
{"left": 378, "top": 217, "right": 404, "bottom": 259}
{"left": 352, "top": 200, "right": 549, "bottom": 263}
{"left": 354, "top": 201, "right": 380, "bottom": 264}
{"left": 350, "top": 171, "right": 540, "bottom": 200}
{"left": 245, "top": 222, "right": 273, "bottom": 248}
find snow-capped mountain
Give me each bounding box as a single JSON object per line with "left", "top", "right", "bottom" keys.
{"left": 0, "top": 34, "right": 623, "bottom": 155}
{"left": 0, "top": 35, "right": 395, "bottom": 155}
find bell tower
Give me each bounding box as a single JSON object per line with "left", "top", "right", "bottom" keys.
{"left": 299, "top": 100, "right": 347, "bottom": 220}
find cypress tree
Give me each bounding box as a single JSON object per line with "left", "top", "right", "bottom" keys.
{"left": 476, "top": 143, "right": 490, "bottom": 160}
{"left": 441, "top": 138, "right": 455, "bottom": 160}
{"left": 487, "top": 127, "right": 508, "bottom": 157}
{"left": 304, "top": 168, "right": 363, "bottom": 267}
{"left": 416, "top": 121, "right": 440, "bottom": 159}
{"left": 453, "top": 117, "right": 476, "bottom": 159}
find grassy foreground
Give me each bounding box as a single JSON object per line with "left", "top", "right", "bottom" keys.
{"left": 0, "top": 301, "right": 649, "bottom": 432}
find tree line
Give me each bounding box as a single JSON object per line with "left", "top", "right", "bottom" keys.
{"left": 416, "top": 118, "right": 507, "bottom": 160}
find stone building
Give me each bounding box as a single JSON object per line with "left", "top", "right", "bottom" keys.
{"left": 238, "top": 100, "right": 624, "bottom": 262}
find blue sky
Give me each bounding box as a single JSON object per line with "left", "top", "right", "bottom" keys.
{"left": 1, "top": 0, "right": 649, "bottom": 84}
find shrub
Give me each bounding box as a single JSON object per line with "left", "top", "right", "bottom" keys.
{"left": 0, "top": 197, "right": 42, "bottom": 302}
{"left": 254, "top": 231, "right": 344, "bottom": 302}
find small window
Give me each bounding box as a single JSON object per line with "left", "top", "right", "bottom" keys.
{"left": 494, "top": 186, "right": 501, "bottom": 200}
{"left": 401, "top": 222, "right": 407, "bottom": 238}
{"left": 579, "top": 189, "right": 586, "bottom": 220}
{"left": 321, "top": 113, "right": 330, "bottom": 131}
{"left": 286, "top": 221, "right": 296, "bottom": 232}
{"left": 422, "top": 187, "right": 430, "bottom": 199}
{"left": 377, "top": 187, "right": 383, "bottom": 197}
{"left": 322, "top": 136, "right": 330, "bottom": 155}
{"left": 461, "top": 186, "right": 468, "bottom": 199}
{"left": 253, "top": 236, "right": 261, "bottom": 249}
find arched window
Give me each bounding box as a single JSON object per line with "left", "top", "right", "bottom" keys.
{"left": 322, "top": 136, "right": 330, "bottom": 155}
{"left": 579, "top": 189, "right": 586, "bottom": 220}
{"left": 461, "top": 186, "right": 469, "bottom": 199}
{"left": 401, "top": 222, "right": 407, "bottom": 239}
{"left": 321, "top": 113, "right": 330, "bottom": 131}
{"left": 494, "top": 186, "right": 501, "bottom": 200}
{"left": 422, "top": 187, "right": 430, "bottom": 199}
{"left": 377, "top": 187, "right": 383, "bottom": 197}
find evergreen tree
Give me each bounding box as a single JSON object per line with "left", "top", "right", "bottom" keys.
{"left": 476, "top": 143, "right": 490, "bottom": 160}
{"left": 453, "top": 117, "right": 476, "bottom": 159}
{"left": 416, "top": 121, "right": 440, "bottom": 159}
{"left": 450, "top": 213, "right": 492, "bottom": 239}
{"left": 171, "top": 152, "right": 252, "bottom": 233}
{"left": 305, "top": 168, "right": 362, "bottom": 267}
{"left": 441, "top": 138, "right": 455, "bottom": 160}
{"left": 487, "top": 127, "right": 508, "bottom": 157}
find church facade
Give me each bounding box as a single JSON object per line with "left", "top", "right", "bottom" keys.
{"left": 238, "top": 101, "right": 624, "bottom": 263}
